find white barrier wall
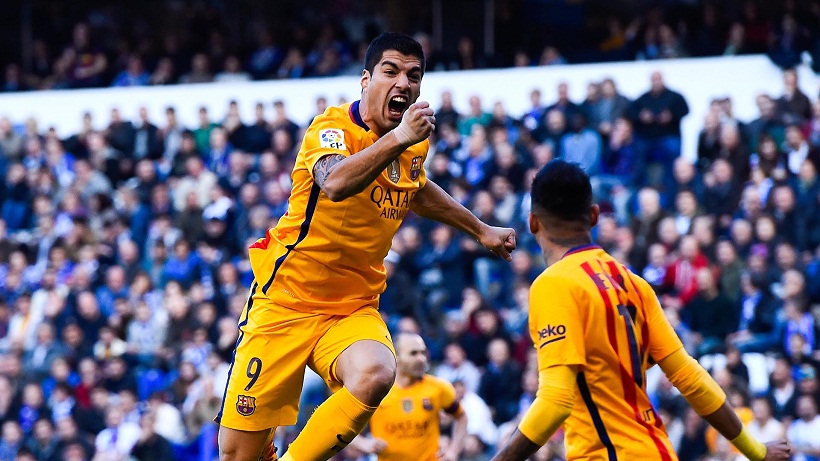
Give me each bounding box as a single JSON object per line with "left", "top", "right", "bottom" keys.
{"left": 0, "top": 55, "right": 818, "bottom": 161}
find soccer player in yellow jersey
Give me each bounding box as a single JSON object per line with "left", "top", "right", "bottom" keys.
{"left": 490, "top": 160, "right": 790, "bottom": 461}
{"left": 350, "top": 333, "right": 468, "bottom": 461}
{"left": 216, "top": 32, "right": 516, "bottom": 461}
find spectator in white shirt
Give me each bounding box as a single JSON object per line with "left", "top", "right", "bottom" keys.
{"left": 434, "top": 343, "right": 482, "bottom": 394}
{"left": 787, "top": 395, "right": 820, "bottom": 461}
{"left": 94, "top": 406, "right": 141, "bottom": 461}
{"left": 147, "top": 392, "right": 187, "bottom": 446}
{"left": 748, "top": 397, "right": 785, "bottom": 443}
{"left": 453, "top": 379, "right": 498, "bottom": 447}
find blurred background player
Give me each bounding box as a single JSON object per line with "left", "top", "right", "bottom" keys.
{"left": 490, "top": 160, "right": 790, "bottom": 461}
{"left": 349, "top": 333, "right": 468, "bottom": 461}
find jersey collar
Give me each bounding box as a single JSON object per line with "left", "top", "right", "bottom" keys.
{"left": 562, "top": 243, "right": 601, "bottom": 259}
{"left": 348, "top": 100, "right": 370, "bottom": 131}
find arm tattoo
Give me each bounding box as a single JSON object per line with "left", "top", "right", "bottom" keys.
{"left": 313, "top": 154, "right": 346, "bottom": 188}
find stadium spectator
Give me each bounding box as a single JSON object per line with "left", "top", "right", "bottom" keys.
{"left": 787, "top": 395, "right": 820, "bottom": 459}
{"left": 215, "top": 56, "right": 251, "bottom": 83}
{"left": 3, "top": 17, "right": 820, "bottom": 457}
{"left": 65, "top": 23, "right": 108, "bottom": 89}
{"left": 453, "top": 380, "right": 498, "bottom": 448}
{"left": 478, "top": 339, "right": 522, "bottom": 425}
{"left": 435, "top": 343, "right": 482, "bottom": 394}
{"left": 682, "top": 266, "right": 739, "bottom": 356}
{"left": 112, "top": 55, "right": 150, "bottom": 87}
{"left": 93, "top": 405, "right": 141, "bottom": 459}
{"left": 131, "top": 411, "right": 176, "bottom": 461}
{"left": 629, "top": 71, "right": 689, "bottom": 188}
{"left": 0, "top": 421, "right": 23, "bottom": 461}
{"left": 179, "top": 54, "right": 213, "bottom": 85}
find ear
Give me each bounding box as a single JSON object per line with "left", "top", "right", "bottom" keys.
{"left": 361, "top": 69, "right": 370, "bottom": 91}
{"left": 529, "top": 213, "right": 540, "bottom": 235}
{"left": 590, "top": 204, "right": 600, "bottom": 227}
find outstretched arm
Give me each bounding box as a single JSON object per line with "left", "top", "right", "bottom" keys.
{"left": 410, "top": 179, "right": 516, "bottom": 261}
{"left": 658, "top": 348, "right": 790, "bottom": 461}
{"left": 439, "top": 409, "right": 468, "bottom": 461}
{"left": 347, "top": 434, "right": 387, "bottom": 455}
{"left": 490, "top": 365, "right": 577, "bottom": 461}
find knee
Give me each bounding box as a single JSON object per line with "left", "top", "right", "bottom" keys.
{"left": 218, "top": 427, "right": 266, "bottom": 461}
{"left": 345, "top": 361, "right": 396, "bottom": 405}
{"left": 218, "top": 443, "right": 243, "bottom": 461}
{"left": 219, "top": 443, "right": 259, "bottom": 461}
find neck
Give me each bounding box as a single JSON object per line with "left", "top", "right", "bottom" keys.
{"left": 396, "top": 373, "right": 421, "bottom": 388}
{"left": 544, "top": 246, "right": 565, "bottom": 267}
{"left": 543, "top": 235, "right": 592, "bottom": 267}
{"left": 357, "top": 99, "right": 384, "bottom": 137}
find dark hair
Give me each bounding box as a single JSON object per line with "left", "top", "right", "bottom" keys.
{"left": 531, "top": 159, "right": 592, "bottom": 223}
{"left": 364, "top": 32, "right": 425, "bottom": 75}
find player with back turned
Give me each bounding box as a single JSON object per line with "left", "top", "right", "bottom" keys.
{"left": 216, "top": 32, "right": 516, "bottom": 461}
{"left": 490, "top": 159, "right": 790, "bottom": 461}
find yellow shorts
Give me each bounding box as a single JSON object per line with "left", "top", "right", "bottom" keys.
{"left": 216, "top": 281, "right": 395, "bottom": 432}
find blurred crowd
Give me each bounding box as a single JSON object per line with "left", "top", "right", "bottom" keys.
{"left": 2, "top": 53, "right": 820, "bottom": 461}
{"left": 7, "top": 0, "right": 820, "bottom": 93}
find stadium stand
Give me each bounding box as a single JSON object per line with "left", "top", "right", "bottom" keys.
{"left": 1, "top": 1, "right": 820, "bottom": 460}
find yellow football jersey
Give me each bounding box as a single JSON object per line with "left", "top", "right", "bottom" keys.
{"left": 248, "top": 101, "right": 429, "bottom": 315}
{"left": 530, "top": 244, "right": 684, "bottom": 461}
{"left": 368, "top": 375, "right": 463, "bottom": 461}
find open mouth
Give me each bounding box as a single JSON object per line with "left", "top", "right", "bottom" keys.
{"left": 387, "top": 95, "right": 408, "bottom": 119}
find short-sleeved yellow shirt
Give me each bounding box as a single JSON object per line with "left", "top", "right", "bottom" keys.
{"left": 368, "top": 375, "right": 463, "bottom": 461}
{"left": 248, "top": 101, "right": 429, "bottom": 315}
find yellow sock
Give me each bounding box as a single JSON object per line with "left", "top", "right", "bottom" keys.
{"left": 280, "top": 387, "right": 376, "bottom": 461}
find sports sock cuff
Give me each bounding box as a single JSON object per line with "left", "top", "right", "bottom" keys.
{"left": 337, "top": 387, "right": 378, "bottom": 420}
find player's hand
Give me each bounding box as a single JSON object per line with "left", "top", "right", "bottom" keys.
{"left": 478, "top": 225, "right": 516, "bottom": 262}
{"left": 360, "top": 437, "right": 387, "bottom": 454}
{"left": 761, "top": 440, "right": 791, "bottom": 460}
{"left": 392, "top": 101, "right": 435, "bottom": 146}
{"left": 437, "top": 448, "right": 459, "bottom": 461}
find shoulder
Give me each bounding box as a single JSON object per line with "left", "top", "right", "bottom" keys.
{"left": 305, "top": 104, "right": 356, "bottom": 134}
{"left": 623, "top": 267, "right": 653, "bottom": 292}
{"left": 532, "top": 265, "right": 577, "bottom": 291}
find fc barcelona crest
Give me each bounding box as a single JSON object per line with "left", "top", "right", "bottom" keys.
{"left": 410, "top": 156, "right": 422, "bottom": 181}
{"left": 422, "top": 398, "right": 434, "bottom": 411}
{"left": 387, "top": 159, "right": 401, "bottom": 183}
{"left": 402, "top": 398, "right": 413, "bottom": 413}
{"left": 237, "top": 395, "right": 257, "bottom": 416}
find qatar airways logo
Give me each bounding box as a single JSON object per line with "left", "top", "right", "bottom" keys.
{"left": 369, "top": 185, "right": 417, "bottom": 221}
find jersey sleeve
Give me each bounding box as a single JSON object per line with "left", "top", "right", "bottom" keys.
{"left": 301, "top": 114, "right": 353, "bottom": 177}
{"left": 529, "top": 274, "right": 587, "bottom": 370}
{"left": 639, "top": 277, "right": 685, "bottom": 362}
{"left": 436, "top": 377, "right": 463, "bottom": 416}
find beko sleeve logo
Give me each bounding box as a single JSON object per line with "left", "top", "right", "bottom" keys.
{"left": 537, "top": 324, "right": 567, "bottom": 348}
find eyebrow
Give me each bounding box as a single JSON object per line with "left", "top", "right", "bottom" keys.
{"left": 380, "top": 60, "right": 422, "bottom": 74}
